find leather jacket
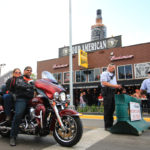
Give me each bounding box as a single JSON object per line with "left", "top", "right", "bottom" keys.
{"left": 15, "top": 75, "right": 34, "bottom": 99}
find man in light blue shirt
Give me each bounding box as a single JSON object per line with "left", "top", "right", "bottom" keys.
{"left": 101, "top": 64, "right": 122, "bottom": 131}
{"left": 140, "top": 71, "right": 150, "bottom": 113}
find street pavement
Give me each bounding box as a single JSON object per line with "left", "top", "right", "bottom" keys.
{"left": 0, "top": 115, "right": 150, "bottom": 150}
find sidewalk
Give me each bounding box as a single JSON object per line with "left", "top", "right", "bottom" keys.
{"left": 80, "top": 114, "right": 150, "bottom": 122}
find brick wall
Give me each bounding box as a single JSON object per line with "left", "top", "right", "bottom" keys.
{"left": 37, "top": 42, "right": 150, "bottom": 80}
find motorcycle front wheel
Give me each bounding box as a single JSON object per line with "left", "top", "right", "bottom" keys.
{"left": 53, "top": 116, "right": 83, "bottom": 147}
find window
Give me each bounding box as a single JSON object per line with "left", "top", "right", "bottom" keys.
{"left": 64, "top": 72, "right": 70, "bottom": 83}
{"left": 75, "top": 70, "right": 87, "bottom": 83}
{"left": 53, "top": 73, "right": 62, "bottom": 84}
{"left": 88, "top": 68, "right": 100, "bottom": 82}
{"left": 57, "top": 73, "right": 62, "bottom": 83}
{"left": 89, "top": 70, "right": 94, "bottom": 82}
{"left": 118, "top": 65, "right": 132, "bottom": 80}
{"left": 81, "top": 70, "right": 86, "bottom": 82}
{"left": 95, "top": 68, "right": 100, "bottom": 81}
{"left": 53, "top": 73, "right": 57, "bottom": 80}
{"left": 76, "top": 71, "right": 80, "bottom": 82}
{"left": 125, "top": 65, "right": 132, "bottom": 79}
{"left": 118, "top": 66, "right": 125, "bottom": 79}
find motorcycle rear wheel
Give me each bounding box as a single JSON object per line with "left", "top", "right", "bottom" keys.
{"left": 53, "top": 116, "right": 83, "bottom": 147}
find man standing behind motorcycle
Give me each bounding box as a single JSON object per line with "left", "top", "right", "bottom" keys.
{"left": 10, "top": 66, "right": 34, "bottom": 146}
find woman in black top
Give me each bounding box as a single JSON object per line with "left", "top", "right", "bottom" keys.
{"left": 2, "top": 68, "right": 21, "bottom": 122}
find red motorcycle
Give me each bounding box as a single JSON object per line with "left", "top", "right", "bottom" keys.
{"left": 0, "top": 71, "right": 83, "bottom": 147}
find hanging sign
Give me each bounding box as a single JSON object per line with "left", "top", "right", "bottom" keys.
{"left": 78, "top": 49, "right": 88, "bottom": 68}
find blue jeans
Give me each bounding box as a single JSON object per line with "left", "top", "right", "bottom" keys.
{"left": 3, "top": 94, "right": 14, "bottom": 116}
{"left": 80, "top": 103, "right": 86, "bottom": 107}
{"left": 10, "top": 98, "right": 29, "bottom": 138}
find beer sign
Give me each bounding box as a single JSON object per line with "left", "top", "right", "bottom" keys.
{"left": 78, "top": 49, "right": 88, "bottom": 68}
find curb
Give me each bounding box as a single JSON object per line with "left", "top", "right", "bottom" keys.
{"left": 80, "top": 114, "right": 150, "bottom": 122}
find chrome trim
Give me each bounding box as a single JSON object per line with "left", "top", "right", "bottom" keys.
{"left": 40, "top": 110, "right": 43, "bottom": 129}
{"left": 53, "top": 104, "right": 65, "bottom": 131}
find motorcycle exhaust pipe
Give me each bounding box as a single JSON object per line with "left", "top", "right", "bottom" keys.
{"left": 0, "top": 126, "right": 11, "bottom": 130}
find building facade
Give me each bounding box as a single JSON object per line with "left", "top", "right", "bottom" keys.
{"left": 37, "top": 41, "right": 150, "bottom": 90}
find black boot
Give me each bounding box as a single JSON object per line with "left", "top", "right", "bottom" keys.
{"left": 10, "top": 137, "right": 16, "bottom": 146}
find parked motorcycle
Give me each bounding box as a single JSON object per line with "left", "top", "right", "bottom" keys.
{"left": 0, "top": 71, "right": 83, "bottom": 147}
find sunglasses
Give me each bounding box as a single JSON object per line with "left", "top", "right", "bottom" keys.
{"left": 26, "top": 69, "right": 32, "bottom": 72}
{"left": 14, "top": 72, "right": 21, "bottom": 74}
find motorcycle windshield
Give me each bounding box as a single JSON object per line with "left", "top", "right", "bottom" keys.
{"left": 41, "top": 71, "right": 58, "bottom": 84}
{"left": 35, "top": 71, "right": 65, "bottom": 99}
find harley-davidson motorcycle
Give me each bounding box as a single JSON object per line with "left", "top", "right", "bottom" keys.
{"left": 0, "top": 71, "right": 83, "bottom": 147}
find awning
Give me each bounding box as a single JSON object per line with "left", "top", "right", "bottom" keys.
{"left": 118, "top": 79, "right": 144, "bottom": 86}
{"left": 62, "top": 79, "right": 144, "bottom": 90}
{"left": 63, "top": 82, "right": 100, "bottom": 89}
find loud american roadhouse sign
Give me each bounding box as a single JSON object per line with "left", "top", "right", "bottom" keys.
{"left": 78, "top": 49, "right": 88, "bottom": 68}
{"left": 59, "top": 35, "right": 122, "bottom": 57}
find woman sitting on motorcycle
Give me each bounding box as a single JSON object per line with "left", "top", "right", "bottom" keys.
{"left": 2, "top": 68, "right": 21, "bottom": 124}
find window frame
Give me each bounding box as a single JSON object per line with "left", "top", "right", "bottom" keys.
{"left": 53, "top": 72, "right": 62, "bottom": 84}
{"left": 117, "top": 64, "right": 133, "bottom": 80}
{"left": 75, "top": 70, "right": 87, "bottom": 83}
{"left": 88, "top": 68, "right": 100, "bottom": 82}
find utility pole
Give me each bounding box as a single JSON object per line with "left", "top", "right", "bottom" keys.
{"left": 69, "top": 0, "right": 74, "bottom": 107}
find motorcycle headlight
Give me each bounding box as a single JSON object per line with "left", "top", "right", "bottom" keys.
{"left": 54, "top": 92, "right": 59, "bottom": 99}
{"left": 59, "top": 92, "right": 66, "bottom": 101}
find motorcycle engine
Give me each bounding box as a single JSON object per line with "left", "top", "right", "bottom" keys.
{"left": 19, "top": 108, "right": 38, "bottom": 135}
{"left": 30, "top": 107, "right": 36, "bottom": 120}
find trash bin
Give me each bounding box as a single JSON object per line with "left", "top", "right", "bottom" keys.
{"left": 111, "top": 94, "right": 150, "bottom": 135}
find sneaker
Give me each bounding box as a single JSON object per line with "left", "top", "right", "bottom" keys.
{"left": 10, "top": 137, "right": 16, "bottom": 146}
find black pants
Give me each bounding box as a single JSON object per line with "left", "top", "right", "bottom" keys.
{"left": 102, "top": 87, "right": 115, "bottom": 128}
{"left": 147, "top": 94, "right": 150, "bottom": 113}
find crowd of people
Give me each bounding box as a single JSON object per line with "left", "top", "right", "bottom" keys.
{"left": 73, "top": 86, "right": 148, "bottom": 108}
{"left": 74, "top": 88, "right": 102, "bottom": 109}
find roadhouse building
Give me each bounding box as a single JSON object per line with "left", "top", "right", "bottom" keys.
{"left": 37, "top": 37, "right": 150, "bottom": 91}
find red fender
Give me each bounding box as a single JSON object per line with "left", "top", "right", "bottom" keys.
{"left": 59, "top": 109, "right": 80, "bottom": 117}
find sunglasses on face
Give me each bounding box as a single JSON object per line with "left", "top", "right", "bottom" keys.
{"left": 14, "top": 72, "right": 21, "bottom": 74}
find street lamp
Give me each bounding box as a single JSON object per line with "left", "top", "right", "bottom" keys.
{"left": 0, "top": 64, "right": 6, "bottom": 76}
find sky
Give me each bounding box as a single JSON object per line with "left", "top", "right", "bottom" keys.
{"left": 0, "top": 0, "right": 150, "bottom": 76}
